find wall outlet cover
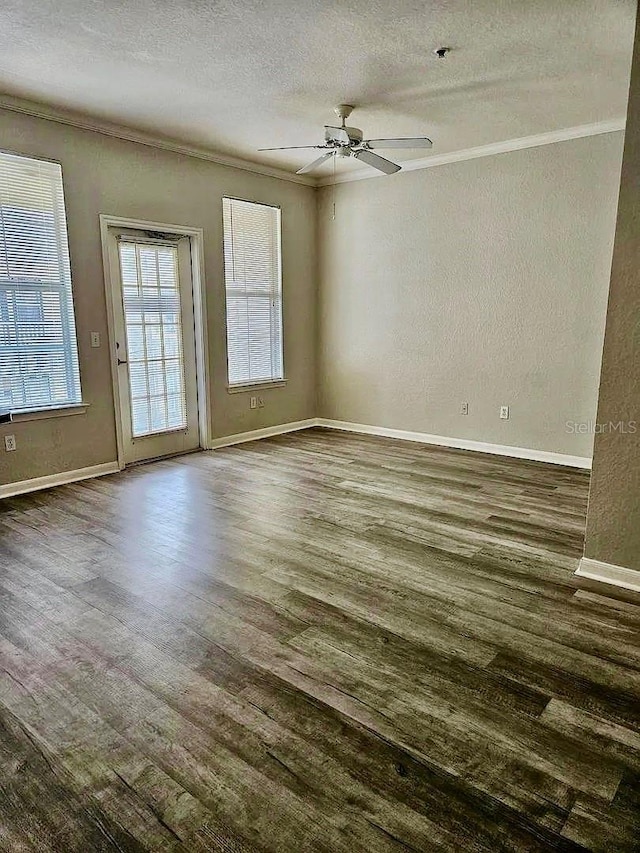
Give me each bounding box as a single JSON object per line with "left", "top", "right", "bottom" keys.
{"left": 4, "top": 434, "right": 16, "bottom": 451}
{"left": 500, "top": 405, "right": 510, "bottom": 419}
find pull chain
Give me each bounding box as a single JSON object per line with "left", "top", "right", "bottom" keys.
{"left": 332, "top": 153, "right": 336, "bottom": 220}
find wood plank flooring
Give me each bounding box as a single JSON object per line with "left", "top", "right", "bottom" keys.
{"left": 1, "top": 427, "right": 639, "bottom": 851}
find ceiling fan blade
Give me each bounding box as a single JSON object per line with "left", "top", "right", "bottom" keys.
{"left": 324, "top": 125, "right": 350, "bottom": 145}
{"left": 296, "top": 151, "right": 335, "bottom": 174}
{"left": 258, "top": 145, "right": 326, "bottom": 151}
{"left": 353, "top": 149, "right": 401, "bottom": 175}
{"left": 364, "top": 137, "right": 433, "bottom": 149}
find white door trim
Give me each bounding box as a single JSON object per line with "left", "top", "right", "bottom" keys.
{"left": 99, "top": 214, "right": 211, "bottom": 469}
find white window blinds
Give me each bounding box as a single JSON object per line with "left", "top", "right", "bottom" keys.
{"left": 222, "top": 197, "right": 283, "bottom": 386}
{"left": 0, "top": 151, "right": 81, "bottom": 412}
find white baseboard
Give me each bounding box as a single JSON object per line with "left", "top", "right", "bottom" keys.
{"left": 0, "top": 461, "right": 120, "bottom": 499}
{"left": 315, "top": 419, "right": 592, "bottom": 469}
{"left": 0, "top": 417, "right": 591, "bottom": 498}
{"left": 0, "top": 420, "right": 317, "bottom": 497}
{"left": 208, "top": 418, "right": 318, "bottom": 450}
{"left": 575, "top": 557, "right": 640, "bottom": 593}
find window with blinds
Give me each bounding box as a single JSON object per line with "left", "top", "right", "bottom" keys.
{"left": 0, "top": 151, "right": 81, "bottom": 412}
{"left": 222, "top": 197, "right": 283, "bottom": 386}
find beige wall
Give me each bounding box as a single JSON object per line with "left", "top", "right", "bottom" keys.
{"left": 317, "top": 133, "right": 624, "bottom": 458}
{"left": 0, "top": 110, "right": 317, "bottom": 485}
{"left": 0, "top": 107, "right": 628, "bottom": 488}
{"left": 584, "top": 13, "right": 640, "bottom": 571}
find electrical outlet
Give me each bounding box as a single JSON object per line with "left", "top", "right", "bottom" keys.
{"left": 257, "top": 396, "right": 265, "bottom": 408}
{"left": 90, "top": 331, "right": 101, "bottom": 348}
{"left": 250, "top": 397, "right": 258, "bottom": 409}
{"left": 461, "top": 402, "right": 469, "bottom": 415}
{"left": 4, "top": 434, "right": 16, "bottom": 451}
{"left": 500, "top": 405, "right": 510, "bottom": 420}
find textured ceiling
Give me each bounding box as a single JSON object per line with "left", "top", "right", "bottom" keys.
{"left": 0, "top": 0, "right": 636, "bottom": 176}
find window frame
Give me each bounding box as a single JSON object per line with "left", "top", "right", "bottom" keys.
{"left": 222, "top": 196, "right": 285, "bottom": 391}
{"left": 0, "top": 149, "right": 84, "bottom": 416}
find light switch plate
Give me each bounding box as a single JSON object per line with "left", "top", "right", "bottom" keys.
{"left": 90, "top": 331, "right": 101, "bottom": 348}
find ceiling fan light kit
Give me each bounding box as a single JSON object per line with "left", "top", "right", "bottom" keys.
{"left": 258, "top": 104, "right": 433, "bottom": 176}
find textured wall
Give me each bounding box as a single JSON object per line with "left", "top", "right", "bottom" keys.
{"left": 318, "top": 133, "right": 624, "bottom": 458}
{"left": 585, "top": 14, "right": 640, "bottom": 571}
{"left": 0, "top": 110, "right": 316, "bottom": 485}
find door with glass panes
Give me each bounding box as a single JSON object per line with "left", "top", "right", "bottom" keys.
{"left": 108, "top": 231, "right": 200, "bottom": 465}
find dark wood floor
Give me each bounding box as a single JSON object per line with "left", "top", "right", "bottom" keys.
{"left": 1, "top": 428, "right": 639, "bottom": 852}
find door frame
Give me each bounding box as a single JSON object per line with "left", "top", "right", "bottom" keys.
{"left": 99, "top": 214, "right": 211, "bottom": 469}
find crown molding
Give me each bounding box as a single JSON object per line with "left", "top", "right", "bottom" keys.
{"left": 0, "top": 94, "right": 625, "bottom": 190}
{"left": 317, "top": 118, "right": 627, "bottom": 186}
{"left": 0, "top": 93, "right": 316, "bottom": 187}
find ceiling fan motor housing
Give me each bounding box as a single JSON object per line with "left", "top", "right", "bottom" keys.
{"left": 324, "top": 126, "right": 363, "bottom": 145}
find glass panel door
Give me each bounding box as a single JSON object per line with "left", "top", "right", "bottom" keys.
{"left": 119, "top": 242, "right": 188, "bottom": 437}
{"left": 111, "top": 233, "right": 200, "bottom": 465}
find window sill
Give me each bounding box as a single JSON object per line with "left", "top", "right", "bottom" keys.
{"left": 7, "top": 403, "right": 90, "bottom": 423}
{"left": 227, "top": 380, "right": 288, "bottom": 394}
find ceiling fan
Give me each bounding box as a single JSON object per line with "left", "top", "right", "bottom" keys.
{"left": 259, "top": 105, "right": 433, "bottom": 175}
